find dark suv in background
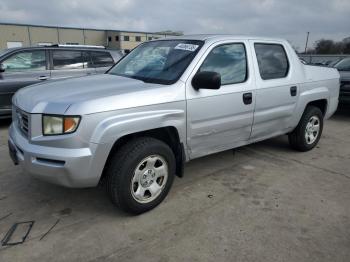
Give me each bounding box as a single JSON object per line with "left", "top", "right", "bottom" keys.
{"left": 0, "top": 45, "right": 123, "bottom": 118}
{"left": 333, "top": 57, "right": 350, "bottom": 104}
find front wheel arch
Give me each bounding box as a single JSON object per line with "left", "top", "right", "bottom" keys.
{"left": 100, "top": 126, "right": 185, "bottom": 185}
{"left": 105, "top": 137, "right": 176, "bottom": 214}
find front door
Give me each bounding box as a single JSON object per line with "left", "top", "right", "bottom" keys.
{"left": 0, "top": 49, "right": 50, "bottom": 113}
{"left": 186, "top": 41, "right": 256, "bottom": 159}
{"left": 90, "top": 51, "right": 115, "bottom": 74}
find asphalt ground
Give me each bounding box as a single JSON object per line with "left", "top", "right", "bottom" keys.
{"left": 0, "top": 105, "right": 349, "bottom": 262}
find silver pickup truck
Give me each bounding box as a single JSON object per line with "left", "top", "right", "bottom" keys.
{"left": 8, "top": 35, "right": 339, "bottom": 214}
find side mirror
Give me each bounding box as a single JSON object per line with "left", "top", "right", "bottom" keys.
{"left": 0, "top": 64, "right": 5, "bottom": 73}
{"left": 192, "top": 71, "right": 221, "bottom": 90}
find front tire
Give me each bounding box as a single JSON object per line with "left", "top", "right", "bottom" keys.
{"left": 106, "top": 137, "right": 176, "bottom": 214}
{"left": 288, "top": 106, "right": 323, "bottom": 152}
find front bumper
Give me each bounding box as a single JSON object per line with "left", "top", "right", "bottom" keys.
{"left": 8, "top": 123, "right": 103, "bottom": 188}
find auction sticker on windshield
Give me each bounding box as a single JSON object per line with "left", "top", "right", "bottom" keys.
{"left": 174, "top": 43, "right": 199, "bottom": 52}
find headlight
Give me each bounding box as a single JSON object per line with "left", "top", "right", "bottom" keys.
{"left": 43, "top": 115, "right": 81, "bottom": 135}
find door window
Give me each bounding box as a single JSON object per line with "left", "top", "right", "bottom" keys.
{"left": 53, "top": 50, "right": 86, "bottom": 70}
{"left": 2, "top": 50, "right": 46, "bottom": 72}
{"left": 199, "top": 43, "right": 247, "bottom": 85}
{"left": 254, "top": 43, "right": 289, "bottom": 80}
{"left": 335, "top": 58, "right": 350, "bottom": 71}
{"left": 91, "top": 51, "right": 114, "bottom": 68}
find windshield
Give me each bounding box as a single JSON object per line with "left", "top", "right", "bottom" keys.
{"left": 108, "top": 40, "right": 204, "bottom": 84}
{"left": 334, "top": 58, "right": 350, "bottom": 71}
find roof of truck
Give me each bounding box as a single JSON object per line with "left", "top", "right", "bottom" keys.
{"left": 164, "top": 34, "right": 286, "bottom": 42}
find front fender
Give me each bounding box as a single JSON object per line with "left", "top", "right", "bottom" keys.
{"left": 84, "top": 103, "right": 186, "bottom": 184}
{"left": 90, "top": 104, "right": 186, "bottom": 145}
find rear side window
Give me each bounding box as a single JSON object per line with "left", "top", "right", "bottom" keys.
{"left": 91, "top": 51, "right": 114, "bottom": 68}
{"left": 53, "top": 50, "right": 86, "bottom": 70}
{"left": 2, "top": 50, "right": 46, "bottom": 72}
{"left": 254, "top": 43, "right": 289, "bottom": 80}
{"left": 199, "top": 43, "right": 247, "bottom": 85}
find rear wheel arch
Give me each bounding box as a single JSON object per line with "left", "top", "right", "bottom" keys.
{"left": 289, "top": 105, "right": 324, "bottom": 151}
{"left": 304, "top": 99, "right": 328, "bottom": 116}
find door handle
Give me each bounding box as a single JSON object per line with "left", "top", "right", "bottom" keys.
{"left": 243, "top": 92, "right": 253, "bottom": 105}
{"left": 290, "top": 86, "right": 297, "bottom": 96}
{"left": 38, "top": 76, "right": 49, "bottom": 81}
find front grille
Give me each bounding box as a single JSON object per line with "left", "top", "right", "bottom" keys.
{"left": 15, "top": 107, "right": 30, "bottom": 138}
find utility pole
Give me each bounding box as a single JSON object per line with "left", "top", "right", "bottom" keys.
{"left": 83, "top": 29, "right": 86, "bottom": 45}
{"left": 57, "top": 27, "right": 60, "bottom": 44}
{"left": 304, "top": 32, "right": 310, "bottom": 54}
{"left": 27, "top": 26, "right": 32, "bottom": 46}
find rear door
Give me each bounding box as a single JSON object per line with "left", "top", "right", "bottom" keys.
{"left": 49, "top": 49, "right": 92, "bottom": 80}
{"left": 90, "top": 51, "right": 115, "bottom": 74}
{"left": 249, "top": 41, "right": 299, "bottom": 141}
{"left": 186, "top": 41, "right": 256, "bottom": 158}
{"left": 0, "top": 49, "right": 49, "bottom": 113}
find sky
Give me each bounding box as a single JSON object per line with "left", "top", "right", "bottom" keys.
{"left": 1, "top": 0, "right": 349, "bottom": 51}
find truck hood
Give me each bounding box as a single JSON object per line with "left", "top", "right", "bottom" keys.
{"left": 13, "top": 74, "right": 184, "bottom": 115}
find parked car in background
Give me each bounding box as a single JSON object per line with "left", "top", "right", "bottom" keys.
{"left": 299, "top": 57, "right": 308, "bottom": 64}
{"left": 328, "top": 58, "right": 343, "bottom": 68}
{"left": 310, "top": 61, "right": 332, "bottom": 67}
{"left": 0, "top": 45, "right": 123, "bottom": 118}
{"left": 9, "top": 35, "right": 339, "bottom": 214}
{"left": 333, "top": 57, "right": 350, "bottom": 104}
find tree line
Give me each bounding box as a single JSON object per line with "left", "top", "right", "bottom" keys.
{"left": 305, "top": 38, "right": 350, "bottom": 54}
